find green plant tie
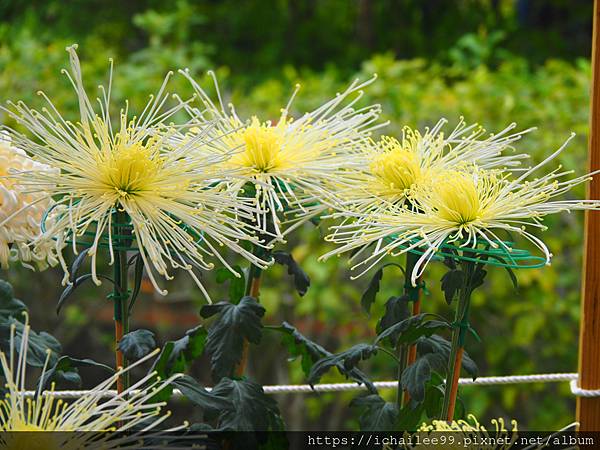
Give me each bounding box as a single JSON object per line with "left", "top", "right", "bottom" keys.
{"left": 404, "top": 280, "right": 428, "bottom": 301}
{"left": 451, "top": 318, "right": 481, "bottom": 346}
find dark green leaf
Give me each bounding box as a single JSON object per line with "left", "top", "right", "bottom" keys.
{"left": 376, "top": 295, "right": 410, "bottom": 346}
{"left": 401, "top": 352, "right": 445, "bottom": 402}
{"left": 0, "top": 280, "right": 26, "bottom": 319}
{"left": 270, "top": 321, "right": 330, "bottom": 377}
{"left": 128, "top": 253, "right": 145, "bottom": 313}
{"left": 307, "top": 344, "right": 378, "bottom": 385}
{"left": 0, "top": 317, "right": 61, "bottom": 367}
{"left": 361, "top": 263, "right": 406, "bottom": 314}
{"left": 350, "top": 394, "right": 398, "bottom": 431}
{"left": 374, "top": 314, "right": 450, "bottom": 347}
{"left": 209, "top": 378, "right": 283, "bottom": 432}
{"left": 167, "top": 325, "right": 208, "bottom": 373}
{"left": 56, "top": 274, "right": 93, "bottom": 314}
{"left": 361, "top": 267, "right": 384, "bottom": 315}
{"left": 440, "top": 269, "right": 464, "bottom": 305}
{"left": 149, "top": 342, "right": 175, "bottom": 402}
{"left": 38, "top": 356, "right": 113, "bottom": 390}
{"left": 118, "top": 329, "right": 156, "bottom": 361}
{"left": 201, "top": 297, "right": 265, "bottom": 380}
{"left": 417, "top": 335, "right": 478, "bottom": 379}
{"left": 215, "top": 265, "right": 246, "bottom": 303}
{"left": 171, "top": 374, "right": 232, "bottom": 414}
{"left": 69, "top": 248, "right": 90, "bottom": 283}
{"left": 470, "top": 267, "right": 487, "bottom": 290}
{"left": 272, "top": 251, "right": 310, "bottom": 296}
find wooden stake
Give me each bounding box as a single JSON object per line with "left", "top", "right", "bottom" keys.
{"left": 577, "top": 0, "right": 600, "bottom": 431}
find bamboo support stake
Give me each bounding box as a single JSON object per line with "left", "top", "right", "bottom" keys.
{"left": 577, "top": 0, "right": 600, "bottom": 431}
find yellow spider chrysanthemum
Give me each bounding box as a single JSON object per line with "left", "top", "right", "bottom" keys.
{"left": 1, "top": 46, "right": 269, "bottom": 297}
{"left": 0, "top": 133, "right": 59, "bottom": 270}
{"left": 179, "top": 70, "right": 384, "bottom": 240}
{"left": 331, "top": 119, "right": 531, "bottom": 214}
{"left": 0, "top": 314, "right": 187, "bottom": 449}
{"left": 407, "top": 414, "right": 518, "bottom": 450}
{"left": 323, "top": 133, "right": 600, "bottom": 284}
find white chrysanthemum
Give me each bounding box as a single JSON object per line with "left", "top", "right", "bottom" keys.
{"left": 328, "top": 119, "right": 531, "bottom": 215}
{"left": 0, "top": 133, "right": 59, "bottom": 270}
{"left": 0, "top": 314, "right": 187, "bottom": 449}
{"left": 1, "top": 45, "right": 269, "bottom": 296}
{"left": 323, "top": 133, "right": 600, "bottom": 284}
{"left": 178, "top": 70, "right": 384, "bottom": 240}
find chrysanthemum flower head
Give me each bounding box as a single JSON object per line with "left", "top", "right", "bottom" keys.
{"left": 1, "top": 45, "right": 269, "bottom": 297}
{"left": 0, "top": 133, "right": 59, "bottom": 270}
{"left": 0, "top": 313, "right": 187, "bottom": 447}
{"left": 332, "top": 119, "right": 531, "bottom": 214}
{"left": 179, "top": 70, "right": 384, "bottom": 240}
{"left": 323, "top": 132, "right": 600, "bottom": 284}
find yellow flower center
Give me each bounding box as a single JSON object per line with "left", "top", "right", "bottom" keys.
{"left": 433, "top": 172, "right": 481, "bottom": 225}
{"left": 230, "top": 118, "right": 283, "bottom": 173}
{"left": 370, "top": 136, "right": 422, "bottom": 195}
{"left": 97, "top": 140, "right": 163, "bottom": 198}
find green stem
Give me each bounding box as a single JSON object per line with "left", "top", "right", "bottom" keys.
{"left": 112, "top": 210, "right": 131, "bottom": 391}
{"left": 440, "top": 258, "right": 475, "bottom": 420}
{"left": 396, "top": 344, "right": 408, "bottom": 409}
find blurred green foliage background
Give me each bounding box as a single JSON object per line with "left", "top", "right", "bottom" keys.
{"left": 0, "top": 0, "right": 593, "bottom": 430}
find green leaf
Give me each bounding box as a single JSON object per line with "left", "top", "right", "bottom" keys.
{"left": 128, "top": 252, "right": 145, "bottom": 313}
{"left": 0, "top": 317, "right": 61, "bottom": 368}
{"left": 215, "top": 265, "right": 246, "bottom": 303}
{"left": 149, "top": 341, "right": 175, "bottom": 402}
{"left": 38, "top": 356, "right": 113, "bottom": 390}
{"left": 401, "top": 352, "right": 445, "bottom": 402}
{"left": 118, "top": 329, "right": 156, "bottom": 361}
{"left": 200, "top": 297, "right": 265, "bottom": 380}
{"left": 417, "top": 335, "right": 478, "bottom": 379}
{"left": 69, "top": 248, "right": 90, "bottom": 283}
{"left": 171, "top": 374, "right": 232, "bottom": 414}
{"left": 350, "top": 394, "right": 398, "bottom": 431}
{"left": 270, "top": 321, "right": 330, "bottom": 377}
{"left": 470, "top": 267, "right": 487, "bottom": 290}
{"left": 56, "top": 274, "right": 93, "bottom": 314}
{"left": 440, "top": 269, "right": 464, "bottom": 305}
{"left": 307, "top": 344, "right": 378, "bottom": 386}
{"left": 0, "top": 280, "right": 26, "bottom": 319}
{"left": 374, "top": 314, "right": 450, "bottom": 347}
{"left": 272, "top": 251, "right": 310, "bottom": 296}
{"left": 209, "top": 378, "right": 284, "bottom": 433}
{"left": 167, "top": 325, "right": 208, "bottom": 373}
{"left": 376, "top": 295, "right": 410, "bottom": 346}
{"left": 360, "top": 263, "right": 405, "bottom": 314}
{"left": 361, "top": 267, "right": 384, "bottom": 315}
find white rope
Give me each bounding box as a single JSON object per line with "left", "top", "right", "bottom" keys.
{"left": 569, "top": 379, "right": 600, "bottom": 397}
{"left": 21, "top": 372, "right": 593, "bottom": 399}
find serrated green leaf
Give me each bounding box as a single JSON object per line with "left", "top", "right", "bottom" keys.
{"left": 417, "top": 335, "right": 478, "bottom": 379}
{"left": 167, "top": 325, "right": 208, "bottom": 373}
{"left": 200, "top": 297, "right": 265, "bottom": 381}
{"left": 171, "top": 374, "right": 232, "bottom": 415}
{"left": 374, "top": 314, "right": 450, "bottom": 347}
{"left": 361, "top": 267, "right": 384, "bottom": 315}
{"left": 440, "top": 269, "right": 464, "bottom": 305}
{"left": 0, "top": 317, "right": 61, "bottom": 368}
{"left": 350, "top": 394, "right": 398, "bottom": 431}
{"left": 270, "top": 321, "right": 329, "bottom": 377}
{"left": 38, "top": 356, "right": 113, "bottom": 390}
{"left": 209, "top": 378, "right": 284, "bottom": 433}
{"left": 307, "top": 344, "right": 378, "bottom": 386}
{"left": 118, "top": 329, "right": 156, "bottom": 361}
{"left": 0, "top": 280, "right": 26, "bottom": 319}
{"left": 376, "top": 295, "right": 410, "bottom": 346}
{"left": 272, "top": 251, "right": 310, "bottom": 296}
{"left": 215, "top": 265, "right": 246, "bottom": 303}
{"left": 56, "top": 274, "right": 93, "bottom": 314}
